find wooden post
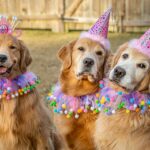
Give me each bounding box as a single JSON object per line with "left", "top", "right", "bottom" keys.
{"left": 112, "top": 0, "right": 125, "bottom": 33}
{"left": 51, "top": 0, "right": 65, "bottom": 32}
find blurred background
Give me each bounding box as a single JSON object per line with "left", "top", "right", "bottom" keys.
{"left": 1, "top": 0, "right": 150, "bottom": 32}
{"left": 0, "top": 0, "right": 149, "bottom": 96}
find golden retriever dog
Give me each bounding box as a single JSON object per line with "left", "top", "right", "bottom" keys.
{"left": 94, "top": 42, "right": 150, "bottom": 150}
{"left": 54, "top": 38, "right": 111, "bottom": 150}
{"left": 0, "top": 34, "right": 64, "bottom": 150}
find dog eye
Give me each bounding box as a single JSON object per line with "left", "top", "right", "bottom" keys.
{"left": 122, "top": 53, "right": 128, "bottom": 59}
{"left": 137, "top": 63, "right": 146, "bottom": 69}
{"left": 9, "top": 45, "right": 16, "bottom": 49}
{"left": 78, "top": 47, "right": 85, "bottom": 51}
{"left": 96, "top": 51, "right": 103, "bottom": 55}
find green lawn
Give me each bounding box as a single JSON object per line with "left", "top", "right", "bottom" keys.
{"left": 20, "top": 30, "right": 141, "bottom": 97}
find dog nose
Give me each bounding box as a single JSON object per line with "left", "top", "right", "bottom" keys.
{"left": 114, "top": 67, "right": 126, "bottom": 79}
{"left": 0, "top": 54, "right": 7, "bottom": 63}
{"left": 83, "top": 58, "right": 94, "bottom": 67}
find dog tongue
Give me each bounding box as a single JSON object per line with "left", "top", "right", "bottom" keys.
{"left": 0, "top": 67, "right": 7, "bottom": 74}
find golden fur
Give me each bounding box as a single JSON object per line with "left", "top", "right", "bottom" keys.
{"left": 54, "top": 38, "right": 111, "bottom": 150}
{"left": 0, "top": 34, "right": 64, "bottom": 150}
{"left": 94, "top": 43, "right": 150, "bottom": 150}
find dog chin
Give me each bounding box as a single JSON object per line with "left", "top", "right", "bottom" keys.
{"left": 120, "top": 83, "right": 136, "bottom": 91}
{"left": 76, "top": 72, "right": 96, "bottom": 82}
{"left": 110, "top": 78, "right": 136, "bottom": 91}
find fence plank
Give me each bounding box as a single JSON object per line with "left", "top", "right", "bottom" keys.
{"left": 0, "top": 0, "right": 149, "bottom": 32}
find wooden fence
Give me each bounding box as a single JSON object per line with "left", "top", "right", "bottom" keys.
{"left": 0, "top": 0, "right": 150, "bottom": 32}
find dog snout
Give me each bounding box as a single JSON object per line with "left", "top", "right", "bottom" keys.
{"left": 83, "top": 58, "right": 94, "bottom": 67}
{"left": 113, "top": 67, "right": 126, "bottom": 79}
{"left": 0, "top": 54, "right": 7, "bottom": 63}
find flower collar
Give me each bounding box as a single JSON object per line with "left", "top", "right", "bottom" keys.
{"left": 0, "top": 72, "right": 40, "bottom": 100}
{"left": 47, "top": 80, "right": 150, "bottom": 119}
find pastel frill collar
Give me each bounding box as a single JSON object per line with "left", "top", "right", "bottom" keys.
{"left": 47, "top": 80, "right": 150, "bottom": 119}
{"left": 0, "top": 72, "right": 40, "bottom": 100}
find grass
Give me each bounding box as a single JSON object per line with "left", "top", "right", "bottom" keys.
{"left": 20, "top": 30, "right": 142, "bottom": 97}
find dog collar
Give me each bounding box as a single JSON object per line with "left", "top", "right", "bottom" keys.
{"left": 97, "top": 79, "right": 150, "bottom": 115}
{"left": 47, "top": 80, "right": 150, "bottom": 119}
{"left": 47, "top": 83, "right": 101, "bottom": 119}
{"left": 0, "top": 72, "right": 40, "bottom": 100}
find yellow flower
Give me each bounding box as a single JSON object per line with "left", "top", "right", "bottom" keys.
{"left": 140, "top": 100, "right": 145, "bottom": 105}
{"left": 77, "top": 108, "right": 82, "bottom": 114}
{"left": 100, "top": 97, "right": 105, "bottom": 104}
{"left": 62, "top": 104, "right": 66, "bottom": 109}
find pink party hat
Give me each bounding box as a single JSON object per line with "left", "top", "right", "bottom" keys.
{"left": 129, "top": 29, "right": 150, "bottom": 57}
{"left": 0, "top": 15, "right": 21, "bottom": 37}
{"left": 80, "top": 8, "right": 112, "bottom": 50}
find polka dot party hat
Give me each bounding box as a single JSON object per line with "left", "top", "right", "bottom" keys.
{"left": 80, "top": 7, "right": 112, "bottom": 50}
{"left": 129, "top": 29, "right": 150, "bottom": 57}
{"left": 88, "top": 7, "right": 111, "bottom": 38}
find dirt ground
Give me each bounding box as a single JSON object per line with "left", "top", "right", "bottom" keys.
{"left": 21, "top": 30, "right": 141, "bottom": 98}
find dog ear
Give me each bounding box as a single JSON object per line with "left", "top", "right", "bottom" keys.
{"left": 137, "top": 72, "right": 150, "bottom": 92}
{"left": 104, "top": 51, "right": 114, "bottom": 77}
{"left": 148, "top": 71, "right": 150, "bottom": 93}
{"left": 19, "top": 40, "right": 32, "bottom": 72}
{"left": 146, "top": 71, "right": 150, "bottom": 93}
{"left": 146, "top": 72, "right": 150, "bottom": 93}
{"left": 111, "top": 42, "right": 128, "bottom": 68}
{"left": 57, "top": 40, "right": 76, "bottom": 70}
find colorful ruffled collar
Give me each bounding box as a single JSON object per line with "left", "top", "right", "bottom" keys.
{"left": 0, "top": 72, "right": 40, "bottom": 100}
{"left": 47, "top": 80, "right": 150, "bottom": 119}
{"left": 47, "top": 83, "right": 100, "bottom": 119}
{"left": 98, "top": 80, "right": 150, "bottom": 115}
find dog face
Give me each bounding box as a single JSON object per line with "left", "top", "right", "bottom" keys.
{"left": 109, "top": 43, "right": 150, "bottom": 91}
{"left": 58, "top": 38, "right": 107, "bottom": 82}
{"left": 0, "top": 34, "right": 32, "bottom": 79}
